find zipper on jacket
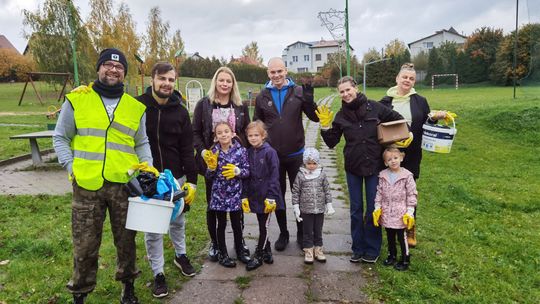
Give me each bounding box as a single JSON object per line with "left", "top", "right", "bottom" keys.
{"left": 157, "top": 109, "right": 164, "bottom": 171}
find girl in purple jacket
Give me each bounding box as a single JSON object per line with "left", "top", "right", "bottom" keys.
{"left": 206, "top": 122, "right": 250, "bottom": 268}
{"left": 373, "top": 148, "right": 417, "bottom": 271}
{"left": 242, "top": 120, "right": 284, "bottom": 271}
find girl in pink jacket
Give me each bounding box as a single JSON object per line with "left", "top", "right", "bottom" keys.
{"left": 373, "top": 148, "right": 417, "bottom": 271}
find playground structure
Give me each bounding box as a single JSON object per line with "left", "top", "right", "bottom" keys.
{"left": 18, "top": 72, "right": 72, "bottom": 106}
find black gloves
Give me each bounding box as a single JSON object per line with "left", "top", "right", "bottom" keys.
{"left": 301, "top": 82, "right": 314, "bottom": 101}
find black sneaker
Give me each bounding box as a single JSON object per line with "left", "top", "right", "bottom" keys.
{"left": 350, "top": 252, "right": 362, "bottom": 263}
{"left": 152, "top": 273, "right": 168, "bottom": 298}
{"left": 274, "top": 231, "right": 289, "bottom": 251}
{"left": 174, "top": 254, "right": 196, "bottom": 277}
{"left": 361, "top": 255, "right": 379, "bottom": 263}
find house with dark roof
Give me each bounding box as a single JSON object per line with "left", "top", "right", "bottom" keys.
{"left": 0, "top": 35, "right": 20, "bottom": 54}
{"left": 408, "top": 27, "right": 467, "bottom": 58}
{"left": 282, "top": 39, "right": 354, "bottom": 73}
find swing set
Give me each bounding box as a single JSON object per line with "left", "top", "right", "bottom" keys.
{"left": 18, "top": 72, "right": 72, "bottom": 106}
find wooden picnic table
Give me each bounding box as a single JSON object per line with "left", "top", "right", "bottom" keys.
{"left": 9, "top": 130, "right": 54, "bottom": 166}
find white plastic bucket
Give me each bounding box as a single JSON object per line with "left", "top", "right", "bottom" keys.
{"left": 126, "top": 197, "right": 174, "bottom": 234}
{"left": 421, "top": 117, "right": 457, "bottom": 153}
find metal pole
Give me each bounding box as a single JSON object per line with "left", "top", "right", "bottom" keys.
{"left": 363, "top": 60, "right": 366, "bottom": 93}
{"left": 513, "top": 0, "right": 519, "bottom": 99}
{"left": 67, "top": 0, "right": 79, "bottom": 86}
{"left": 345, "top": 0, "right": 351, "bottom": 76}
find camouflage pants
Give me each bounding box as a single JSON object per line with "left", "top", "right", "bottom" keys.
{"left": 66, "top": 181, "right": 139, "bottom": 294}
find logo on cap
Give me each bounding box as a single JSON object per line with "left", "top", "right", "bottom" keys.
{"left": 111, "top": 54, "right": 120, "bottom": 61}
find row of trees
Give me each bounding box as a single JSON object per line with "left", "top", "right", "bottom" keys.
{"left": 16, "top": 0, "right": 266, "bottom": 86}
{"left": 420, "top": 24, "right": 540, "bottom": 85}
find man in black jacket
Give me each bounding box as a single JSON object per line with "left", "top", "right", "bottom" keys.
{"left": 136, "top": 62, "right": 198, "bottom": 298}
{"left": 253, "top": 57, "right": 319, "bottom": 251}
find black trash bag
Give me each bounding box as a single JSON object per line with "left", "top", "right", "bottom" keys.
{"left": 163, "top": 189, "right": 186, "bottom": 202}
{"left": 136, "top": 171, "right": 158, "bottom": 197}
{"left": 126, "top": 178, "right": 144, "bottom": 196}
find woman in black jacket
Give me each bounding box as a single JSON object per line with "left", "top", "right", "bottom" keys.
{"left": 192, "top": 66, "right": 251, "bottom": 264}
{"left": 380, "top": 63, "right": 446, "bottom": 246}
{"left": 321, "top": 76, "right": 403, "bottom": 264}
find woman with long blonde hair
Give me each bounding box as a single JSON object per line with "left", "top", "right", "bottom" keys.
{"left": 192, "top": 66, "right": 251, "bottom": 264}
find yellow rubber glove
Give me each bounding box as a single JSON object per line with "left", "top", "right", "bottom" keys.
{"left": 315, "top": 105, "right": 334, "bottom": 129}
{"left": 182, "top": 183, "right": 197, "bottom": 205}
{"left": 204, "top": 150, "right": 219, "bottom": 171}
{"left": 241, "top": 198, "right": 251, "bottom": 213}
{"left": 372, "top": 208, "right": 382, "bottom": 227}
{"left": 403, "top": 213, "right": 415, "bottom": 230}
{"left": 264, "top": 198, "right": 277, "bottom": 213}
{"left": 444, "top": 111, "right": 458, "bottom": 125}
{"left": 70, "top": 82, "right": 93, "bottom": 94}
{"left": 222, "top": 163, "right": 240, "bottom": 180}
{"left": 127, "top": 162, "right": 159, "bottom": 177}
{"left": 394, "top": 132, "right": 414, "bottom": 148}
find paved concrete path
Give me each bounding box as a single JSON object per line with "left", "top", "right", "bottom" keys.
{"left": 169, "top": 95, "right": 371, "bottom": 304}
{"left": 0, "top": 153, "right": 71, "bottom": 195}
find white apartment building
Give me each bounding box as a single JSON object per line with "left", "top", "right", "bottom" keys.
{"left": 408, "top": 27, "right": 467, "bottom": 58}
{"left": 282, "top": 39, "right": 352, "bottom": 73}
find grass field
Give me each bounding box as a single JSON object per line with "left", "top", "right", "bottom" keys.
{"left": 0, "top": 82, "right": 539, "bottom": 303}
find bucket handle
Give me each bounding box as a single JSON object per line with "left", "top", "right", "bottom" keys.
{"left": 426, "top": 114, "right": 455, "bottom": 129}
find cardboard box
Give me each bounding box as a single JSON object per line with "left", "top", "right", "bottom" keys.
{"left": 377, "top": 119, "right": 409, "bottom": 145}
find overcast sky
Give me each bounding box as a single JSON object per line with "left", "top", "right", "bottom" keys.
{"left": 2, "top": 0, "right": 539, "bottom": 63}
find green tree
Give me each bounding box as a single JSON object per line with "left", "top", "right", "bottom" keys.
{"left": 144, "top": 6, "right": 171, "bottom": 71}
{"left": 384, "top": 39, "right": 407, "bottom": 58}
{"left": 463, "top": 26, "right": 503, "bottom": 83}
{"left": 23, "top": 0, "right": 95, "bottom": 84}
{"left": 241, "top": 41, "right": 263, "bottom": 65}
{"left": 86, "top": 0, "right": 115, "bottom": 52}
{"left": 111, "top": 2, "right": 142, "bottom": 85}
{"left": 425, "top": 47, "right": 444, "bottom": 84}
{"left": 169, "top": 30, "right": 185, "bottom": 63}
{"left": 412, "top": 50, "right": 429, "bottom": 71}
{"left": 491, "top": 23, "right": 540, "bottom": 85}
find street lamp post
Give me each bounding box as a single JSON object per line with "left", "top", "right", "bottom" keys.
{"left": 345, "top": 0, "right": 351, "bottom": 76}
{"left": 362, "top": 57, "right": 391, "bottom": 93}
{"left": 67, "top": 0, "right": 79, "bottom": 86}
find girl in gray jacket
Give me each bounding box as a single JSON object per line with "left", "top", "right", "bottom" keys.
{"left": 292, "top": 148, "right": 334, "bottom": 264}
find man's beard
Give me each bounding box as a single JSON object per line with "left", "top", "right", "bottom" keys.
{"left": 99, "top": 73, "right": 122, "bottom": 86}
{"left": 154, "top": 86, "right": 173, "bottom": 99}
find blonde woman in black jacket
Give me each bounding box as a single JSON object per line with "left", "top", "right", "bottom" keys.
{"left": 380, "top": 63, "right": 446, "bottom": 246}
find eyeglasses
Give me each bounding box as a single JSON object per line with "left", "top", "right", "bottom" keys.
{"left": 102, "top": 62, "right": 125, "bottom": 72}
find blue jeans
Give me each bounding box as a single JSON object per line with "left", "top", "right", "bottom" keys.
{"left": 346, "top": 172, "right": 381, "bottom": 257}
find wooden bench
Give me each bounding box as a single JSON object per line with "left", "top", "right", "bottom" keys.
{"left": 9, "top": 130, "right": 55, "bottom": 166}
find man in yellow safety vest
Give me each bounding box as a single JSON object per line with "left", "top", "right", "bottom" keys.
{"left": 53, "top": 48, "right": 152, "bottom": 304}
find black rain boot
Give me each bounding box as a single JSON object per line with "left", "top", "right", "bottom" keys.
{"left": 120, "top": 279, "right": 139, "bottom": 304}
{"left": 274, "top": 231, "right": 289, "bottom": 251}
{"left": 262, "top": 241, "right": 273, "bottom": 264}
{"left": 236, "top": 245, "right": 252, "bottom": 264}
{"left": 218, "top": 249, "right": 237, "bottom": 268}
{"left": 246, "top": 248, "right": 263, "bottom": 271}
{"left": 73, "top": 293, "right": 87, "bottom": 304}
{"left": 383, "top": 248, "right": 397, "bottom": 266}
{"left": 394, "top": 255, "right": 410, "bottom": 271}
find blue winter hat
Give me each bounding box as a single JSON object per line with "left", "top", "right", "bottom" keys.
{"left": 303, "top": 147, "right": 320, "bottom": 165}
{"left": 96, "top": 48, "right": 128, "bottom": 76}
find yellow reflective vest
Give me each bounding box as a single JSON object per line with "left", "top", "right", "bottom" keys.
{"left": 67, "top": 90, "right": 146, "bottom": 191}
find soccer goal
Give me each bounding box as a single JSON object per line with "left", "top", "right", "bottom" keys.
{"left": 431, "top": 74, "right": 459, "bottom": 90}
